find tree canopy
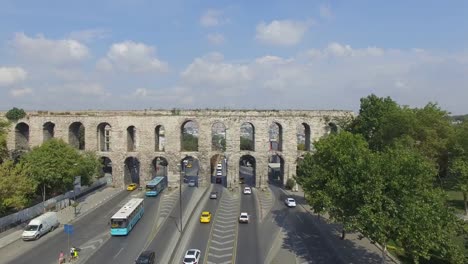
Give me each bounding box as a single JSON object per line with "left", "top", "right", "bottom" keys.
{"left": 5, "top": 107, "right": 26, "bottom": 121}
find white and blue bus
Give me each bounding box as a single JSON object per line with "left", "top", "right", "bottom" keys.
{"left": 110, "top": 198, "right": 144, "bottom": 236}
{"left": 145, "top": 176, "right": 166, "bottom": 197}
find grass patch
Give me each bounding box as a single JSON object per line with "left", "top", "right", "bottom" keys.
{"left": 447, "top": 190, "right": 466, "bottom": 215}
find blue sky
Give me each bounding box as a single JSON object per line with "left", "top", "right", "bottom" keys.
{"left": 0, "top": 0, "right": 467, "bottom": 113}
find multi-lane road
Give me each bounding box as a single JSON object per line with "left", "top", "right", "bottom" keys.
{"left": 1, "top": 161, "right": 344, "bottom": 264}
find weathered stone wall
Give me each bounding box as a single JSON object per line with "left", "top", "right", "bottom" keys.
{"left": 5, "top": 109, "right": 353, "bottom": 189}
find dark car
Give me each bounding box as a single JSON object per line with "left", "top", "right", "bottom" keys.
{"left": 136, "top": 251, "right": 155, "bottom": 264}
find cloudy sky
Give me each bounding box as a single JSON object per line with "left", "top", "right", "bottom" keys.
{"left": 0, "top": 0, "right": 467, "bottom": 114}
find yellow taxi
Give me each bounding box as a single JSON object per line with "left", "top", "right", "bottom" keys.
{"left": 127, "top": 183, "right": 138, "bottom": 191}
{"left": 186, "top": 162, "right": 193, "bottom": 168}
{"left": 200, "top": 211, "right": 212, "bottom": 223}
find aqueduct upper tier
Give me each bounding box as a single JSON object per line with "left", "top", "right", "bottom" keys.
{"left": 6, "top": 109, "right": 353, "bottom": 188}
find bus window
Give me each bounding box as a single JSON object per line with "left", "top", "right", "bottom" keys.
{"left": 111, "top": 219, "right": 127, "bottom": 228}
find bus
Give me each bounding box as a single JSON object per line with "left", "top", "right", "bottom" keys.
{"left": 110, "top": 198, "right": 144, "bottom": 236}
{"left": 145, "top": 176, "right": 166, "bottom": 197}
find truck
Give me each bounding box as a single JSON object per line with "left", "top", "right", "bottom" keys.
{"left": 22, "top": 212, "right": 60, "bottom": 241}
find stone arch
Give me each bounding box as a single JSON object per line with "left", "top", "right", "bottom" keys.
{"left": 269, "top": 153, "right": 285, "bottom": 186}
{"left": 181, "top": 155, "right": 200, "bottom": 186}
{"left": 269, "top": 122, "right": 283, "bottom": 151}
{"left": 69, "top": 122, "right": 85, "bottom": 150}
{"left": 43, "top": 122, "right": 55, "bottom": 142}
{"left": 124, "top": 156, "right": 140, "bottom": 185}
{"left": 15, "top": 122, "right": 30, "bottom": 150}
{"left": 100, "top": 156, "right": 113, "bottom": 176}
{"left": 239, "top": 155, "right": 256, "bottom": 186}
{"left": 97, "top": 122, "right": 111, "bottom": 152}
{"left": 181, "top": 120, "right": 199, "bottom": 151}
{"left": 240, "top": 122, "right": 255, "bottom": 151}
{"left": 155, "top": 125, "right": 165, "bottom": 152}
{"left": 211, "top": 121, "right": 226, "bottom": 151}
{"left": 210, "top": 154, "right": 226, "bottom": 186}
{"left": 127, "top": 125, "right": 137, "bottom": 152}
{"left": 151, "top": 156, "right": 168, "bottom": 177}
{"left": 297, "top": 122, "right": 311, "bottom": 151}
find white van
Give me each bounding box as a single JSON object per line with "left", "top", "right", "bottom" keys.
{"left": 22, "top": 212, "right": 60, "bottom": 241}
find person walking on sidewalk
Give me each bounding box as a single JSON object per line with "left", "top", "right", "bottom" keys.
{"left": 58, "top": 251, "right": 65, "bottom": 264}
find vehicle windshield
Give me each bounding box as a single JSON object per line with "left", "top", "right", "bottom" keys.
{"left": 146, "top": 185, "right": 156, "bottom": 190}
{"left": 110, "top": 218, "right": 127, "bottom": 228}
{"left": 202, "top": 213, "right": 209, "bottom": 217}
{"left": 136, "top": 257, "right": 149, "bottom": 264}
{"left": 25, "top": 225, "right": 38, "bottom": 231}
{"left": 184, "top": 257, "right": 195, "bottom": 262}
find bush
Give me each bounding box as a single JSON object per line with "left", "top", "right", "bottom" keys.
{"left": 286, "top": 178, "right": 296, "bottom": 190}
{"left": 5, "top": 107, "right": 26, "bottom": 121}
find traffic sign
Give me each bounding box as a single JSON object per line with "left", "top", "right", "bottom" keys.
{"left": 64, "top": 224, "right": 74, "bottom": 234}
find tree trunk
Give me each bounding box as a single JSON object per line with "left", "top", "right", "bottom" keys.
{"left": 464, "top": 192, "right": 467, "bottom": 216}
{"left": 341, "top": 229, "right": 346, "bottom": 240}
{"left": 381, "top": 243, "right": 387, "bottom": 264}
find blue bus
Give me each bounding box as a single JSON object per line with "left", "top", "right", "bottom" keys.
{"left": 145, "top": 176, "right": 166, "bottom": 197}
{"left": 110, "top": 198, "right": 144, "bottom": 236}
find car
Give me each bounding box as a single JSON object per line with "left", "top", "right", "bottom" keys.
{"left": 239, "top": 212, "right": 249, "bottom": 223}
{"left": 243, "top": 187, "right": 252, "bottom": 195}
{"left": 135, "top": 250, "right": 155, "bottom": 264}
{"left": 186, "top": 162, "right": 192, "bottom": 168}
{"left": 216, "top": 170, "right": 222, "bottom": 176}
{"left": 285, "top": 198, "right": 297, "bottom": 207}
{"left": 209, "top": 192, "right": 218, "bottom": 199}
{"left": 127, "top": 183, "right": 138, "bottom": 191}
{"left": 217, "top": 163, "right": 222, "bottom": 170}
{"left": 183, "top": 249, "right": 201, "bottom": 264}
{"left": 200, "top": 211, "right": 212, "bottom": 223}
{"left": 188, "top": 180, "right": 196, "bottom": 187}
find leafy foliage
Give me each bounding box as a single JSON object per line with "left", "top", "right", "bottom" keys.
{"left": 212, "top": 134, "right": 226, "bottom": 151}
{"left": 0, "top": 160, "right": 37, "bottom": 215}
{"left": 285, "top": 178, "right": 295, "bottom": 190}
{"left": 0, "top": 119, "right": 10, "bottom": 163}
{"left": 240, "top": 137, "right": 254, "bottom": 151}
{"left": 5, "top": 107, "right": 26, "bottom": 121}
{"left": 181, "top": 134, "right": 198, "bottom": 151}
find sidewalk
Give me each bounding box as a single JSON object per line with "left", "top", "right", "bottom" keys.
{"left": 0, "top": 186, "right": 122, "bottom": 250}
{"left": 271, "top": 188, "right": 400, "bottom": 264}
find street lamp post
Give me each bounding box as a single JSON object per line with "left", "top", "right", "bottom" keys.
{"left": 179, "top": 159, "right": 188, "bottom": 232}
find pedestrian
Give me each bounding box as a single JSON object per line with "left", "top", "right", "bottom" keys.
{"left": 58, "top": 251, "right": 65, "bottom": 264}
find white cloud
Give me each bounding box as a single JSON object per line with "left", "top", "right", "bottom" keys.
{"left": 68, "top": 28, "right": 109, "bottom": 43}
{"left": 10, "top": 87, "right": 33, "bottom": 97}
{"left": 0, "top": 67, "right": 27, "bottom": 86}
{"left": 307, "top": 42, "right": 385, "bottom": 58}
{"left": 97, "top": 41, "right": 169, "bottom": 74}
{"left": 207, "top": 33, "right": 225, "bottom": 45}
{"left": 12, "top": 33, "right": 89, "bottom": 64}
{"left": 47, "top": 82, "right": 108, "bottom": 96}
{"left": 255, "top": 19, "right": 311, "bottom": 46}
{"left": 320, "top": 4, "right": 333, "bottom": 19}
{"left": 200, "top": 9, "right": 224, "bottom": 27}
{"left": 131, "top": 86, "right": 194, "bottom": 105}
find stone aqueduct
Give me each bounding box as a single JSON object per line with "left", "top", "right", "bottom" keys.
{"left": 6, "top": 109, "right": 352, "bottom": 188}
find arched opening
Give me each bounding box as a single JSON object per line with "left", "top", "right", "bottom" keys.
{"left": 269, "top": 122, "right": 283, "bottom": 151}
{"left": 127, "top": 126, "right": 137, "bottom": 152}
{"left": 240, "top": 122, "right": 255, "bottom": 151}
{"left": 181, "top": 120, "right": 199, "bottom": 151}
{"left": 43, "top": 122, "right": 55, "bottom": 142}
{"left": 124, "top": 157, "right": 140, "bottom": 185}
{"left": 15, "top": 122, "right": 30, "bottom": 150}
{"left": 69, "top": 122, "right": 85, "bottom": 150}
{"left": 269, "top": 154, "right": 285, "bottom": 186}
{"left": 97, "top": 123, "right": 111, "bottom": 152}
{"left": 210, "top": 154, "right": 227, "bottom": 186}
{"left": 151, "top": 157, "right": 168, "bottom": 177}
{"left": 181, "top": 156, "right": 199, "bottom": 186}
{"left": 239, "top": 155, "right": 256, "bottom": 186}
{"left": 297, "top": 123, "right": 311, "bottom": 151}
{"left": 155, "top": 125, "right": 165, "bottom": 152}
{"left": 211, "top": 122, "right": 226, "bottom": 151}
{"left": 100, "top": 156, "right": 113, "bottom": 177}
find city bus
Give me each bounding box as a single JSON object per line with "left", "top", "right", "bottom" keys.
{"left": 110, "top": 198, "right": 144, "bottom": 236}
{"left": 145, "top": 176, "right": 167, "bottom": 197}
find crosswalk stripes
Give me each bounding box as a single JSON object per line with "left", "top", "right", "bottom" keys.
{"left": 256, "top": 187, "right": 274, "bottom": 222}
{"left": 158, "top": 189, "right": 179, "bottom": 219}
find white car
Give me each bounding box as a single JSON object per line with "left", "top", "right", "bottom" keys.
{"left": 285, "top": 198, "right": 297, "bottom": 207}
{"left": 243, "top": 187, "right": 252, "bottom": 195}
{"left": 239, "top": 212, "right": 249, "bottom": 223}
{"left": 183, "top": 249, "right": 201, "bottom": 264}
{"left": 217, "top": 163, "right": 222, "bottom": 170}
{"left": 216, "top": 170, "right": 222, "bottom": 176}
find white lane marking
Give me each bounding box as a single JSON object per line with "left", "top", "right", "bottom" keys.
{"left": 296, "top": 214, "right": 304, "bottom": 223}
{"left": 113, "top": 247, "right": 124, "bottom": 259}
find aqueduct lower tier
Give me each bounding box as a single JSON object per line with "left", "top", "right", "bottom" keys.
{"left": 6, "top": 109, "right": 352, "bottom": 188}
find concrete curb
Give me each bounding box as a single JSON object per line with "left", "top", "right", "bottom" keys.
{"left": 170, "top": 184, "right": 213, "bottom": 264}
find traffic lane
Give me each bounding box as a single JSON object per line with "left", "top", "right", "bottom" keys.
{"left": 147, "top": 187, "right": 196, "bottom": 263}
{"left": 183, "top": 185, "right": 223, "bottom": 263}
{"left": 85, "top": 194, "right": 162, "bottom": 264}
{"left": 239, "top": 166, "right": 254, "bottom": 186}
{"left": 236, "top": 191, "right": 260, "bottom": 264}
{"left": 5, "top": 190, "right": 130, "bottom": 264}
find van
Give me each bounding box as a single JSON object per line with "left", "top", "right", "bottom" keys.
{"left": 22, "top": 212, "right": 60, "bottom": 241}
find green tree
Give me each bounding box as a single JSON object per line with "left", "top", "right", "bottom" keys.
{"left": 5, "top": 107, "right": 26, "bottom": 121}
{"left": 0, "top": 160, "right": 37, "bottom": 215}
{"left": 181, "top": 134, "right": 198, "bottom": 151}
{"left": 0, "top": 119, "right": 10, "bottom": 163}
{"left": 20, "top": 139, "right": 98, "bottom": 197}
{"left": 240, "top": 137, "right": 254, "bottom": 150}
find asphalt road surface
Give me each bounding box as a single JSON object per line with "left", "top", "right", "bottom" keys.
{"left": 236, "top": 188, "right": 260, "bottom": 264}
